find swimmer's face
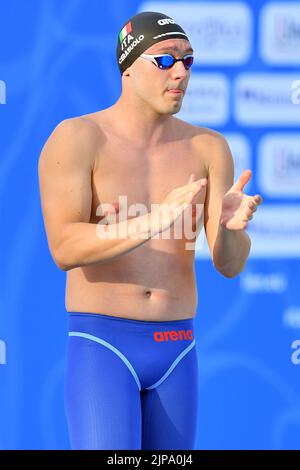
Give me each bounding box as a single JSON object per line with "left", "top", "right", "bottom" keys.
{"left": 125, "top": 39, "right": 193, "bottom": 115}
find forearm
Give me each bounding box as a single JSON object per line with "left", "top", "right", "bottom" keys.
{"left": 212, "top": 221, "right": 251, "bottom": 278}
{"left": 54, "top": 212, "right": 155, "bottom": 271}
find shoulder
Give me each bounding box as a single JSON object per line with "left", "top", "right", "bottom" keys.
{"left": 171, "top": 118, "right": 232, "bottom": 172}
{"left": 192, "top": 125, "right": 229, "bottom": 150}
{"left": 50, "top": 114, "right": 104, "bottom": 148}
{"left": 190, "top": 125, "right": 232, "bottom": 170}
{"left": 174, "top": 117, "right": 232, "bottom": 168}
{"left": 40, "top": 114, "right": 105, "bottom": 170}
{"left": 173, "top": 116, "right": 229, "bottom": 148}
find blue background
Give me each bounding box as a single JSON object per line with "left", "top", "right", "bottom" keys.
{"left": 0, "top": 0, "right": 299, "bottom": 449}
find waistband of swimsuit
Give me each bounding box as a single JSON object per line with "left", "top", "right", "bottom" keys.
{"left": 68, "top": 311, "right": 195, "bottom": 327}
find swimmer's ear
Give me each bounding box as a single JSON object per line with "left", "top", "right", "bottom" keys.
{"left": 122, "top": 67, "right": 130, "bottom": 77}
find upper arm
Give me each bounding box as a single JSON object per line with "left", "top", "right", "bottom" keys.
{"left": 38, "top": 118, "right": 100, "bottom": 262}
{"left": 203, "top": 133, "right": 234, "bottom": 263}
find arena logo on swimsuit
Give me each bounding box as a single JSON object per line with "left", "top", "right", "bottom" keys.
{"left": 153, "top": 329, "right": 193, "bottom": 342}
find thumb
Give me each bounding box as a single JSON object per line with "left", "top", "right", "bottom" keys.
{"left": 231, "top": 169, "right": 251, "bottom": 192}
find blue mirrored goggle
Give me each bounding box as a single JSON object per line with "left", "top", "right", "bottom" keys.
{"left": 140, "top": 53, "right": 194, "bottom": 70}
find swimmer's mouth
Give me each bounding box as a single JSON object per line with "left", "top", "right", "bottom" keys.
{"left": 167, "top": 89, "right": 184, "bottom": 95}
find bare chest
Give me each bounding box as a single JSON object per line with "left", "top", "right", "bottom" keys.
{"left": 90, "top": 134, "right": 207, "bottom": 222}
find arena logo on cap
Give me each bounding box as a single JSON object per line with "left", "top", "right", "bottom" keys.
{"left": 157, "top": 18, "right": 176, "bottom": 25}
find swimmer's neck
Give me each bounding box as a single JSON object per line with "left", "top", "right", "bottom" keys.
{"left": 106, "top": 95, "right": 175, "bottom": 148}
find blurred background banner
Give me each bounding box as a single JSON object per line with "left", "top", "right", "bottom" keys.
{"left": 0, "top": 0, "right": 299, "bottom": 450}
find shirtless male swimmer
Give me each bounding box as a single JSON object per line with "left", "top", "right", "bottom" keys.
{"left": 38, "top": 11, "right": 263, "bottom": 450}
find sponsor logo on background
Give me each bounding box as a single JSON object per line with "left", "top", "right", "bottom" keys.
{"left": 178, "top": 73, "right": 229, "bottom": 125}
{"left": 240, "top": 272, "right": 287, "bottom": 293}
{"left": 234, "top": 73, "right": 300, "bottom": 126}
{"left": 246, "top": 204, "right": 300, "bottom": 258}
{"left": 283, "top": 307, "right": 300, "bottom": 329}
{"left": 258, "top": 134, "right": 300, "bottom": 197}
{"left": 139, "top": 2, "right": 252, "bottom": 64}
{"left": 223, "top": 133, "right": 252, "bottom": 186}
{"left": 197, "top": 204, "right": 300, "bottom": 259}
{"left": 260, "top": 2, "right": 300, "bottom": 65}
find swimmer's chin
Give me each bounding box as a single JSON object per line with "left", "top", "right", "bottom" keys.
{"left": 157, "top": 108, "right": 182, "bottom": 116}
{"left": 166, "top": 104, "right": 184, "bottom": 115}
{"left": 159, "top": 100, "right": 184, "bottom": 115}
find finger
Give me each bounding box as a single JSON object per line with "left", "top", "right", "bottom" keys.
{"left": 253, "top": 194, "right": 263, "bottom": 205}
{"left": 191, "top": 184, "right": 206, "bottom": 202}
{"left": 248, "top": 200, "right": 257, "bottom": 211}
{"left": 193, "top": 179, "right": 207, "bottom": 195}
{"left": 188, "top": 175, "right": 207, "bottom": 188}
{"left": 181, "top": 177, "right": 207, "bottom": 201}
{"left": 186, "top": 178, "right": 207, "bottom": 195}
{"left": 242, "top": 211, "right": 253, "bottom": 222}
{"left": 195, "top": 178, "right": 207, "bottom": 189}
{"left": 231, "top": 169, "right": 252, "bottom": 192}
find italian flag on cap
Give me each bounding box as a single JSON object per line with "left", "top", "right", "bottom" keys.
{"left": 119, "top": 21, "right": 132, "bottom": 43}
